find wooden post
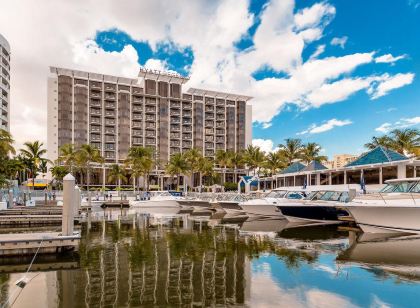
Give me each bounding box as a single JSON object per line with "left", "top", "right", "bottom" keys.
{"left": 62, "top": 173, "right": 75, "bottom": 236}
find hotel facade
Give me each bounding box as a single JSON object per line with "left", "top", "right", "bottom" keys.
{"left": 0, "top": 33, "right": 10, "bottom": 131}
{"left": 47, "top": 67, "right": 252, "bottom": 188}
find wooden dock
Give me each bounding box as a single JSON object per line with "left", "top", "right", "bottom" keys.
{"left": 0, "top": 232, "right": 81, "bottom": 256}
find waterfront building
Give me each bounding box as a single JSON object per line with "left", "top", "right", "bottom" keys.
{"left": 263, "top": 146, "right": 420, "bottom": 191}
{"left": 47, "top": 67, "right": 252, "bottom": 188}
{"left": 0, "top": 34, "right": 10, "bottom": 131}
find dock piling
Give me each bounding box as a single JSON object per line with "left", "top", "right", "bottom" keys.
{"left": 62, "top": 173, "right": 75, "bottom": 236}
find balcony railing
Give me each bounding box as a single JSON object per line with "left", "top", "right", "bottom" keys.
{"left": 182, "top": 133, "right": 192, "bottom": 139}
{"left": 145, "top": 107, "right": 156, "bottom": 113}
{"left": 133, "top": 97, "right": 143, "bottom": 103}
{"left": 105, "top": 86, "right": 116, "bottom": 92}
{"left": 132, "top": 121, "right": 142, "bottom": 128}
{"left": 145, "top": 132, "right": 155, "bottom": 138}
{"left": 105, "top": 111, "right": 115, "bottom": 118}
{"left": 90, "top": 92, "right": 101, "bottom": 98}
{"left": 132, "top": 114, "right": 142, "bottom": 120}
{"left": 183, "top": 126, "right": 192, "bottom": 132}
{"left": 105, "top": 129, "right": 115, "bottom": 135}
{"left": 145, "top": 123, "right": 155, "bottom": 129}
{"left": 171, "top": 125, "right": 180, "bottom": 131}
{"left": 132, "top": 106, "right": 142, "bottom": 112}
{"left": 132, "top": 129, "right": 142, "bottom": 136}
{"left": 105, "top": 103, "right": 115, "bottom": 109}
{"left": 171, "top": 118, "right": 180, "bottom": 124}
{"left": 182, "top": 120, "right": 192, "bottom": 125}
{"left": 183, "top": 141, "right": 192, "bottom": 147}
{"left": 90, "top": 135, "right": 101, "bottom": 141}
{"left": 105, "top": 120, "right": 115, "bottom": 126}
{"left": 182, "top": 103, "right": 192, "bottom": 110}
{"left": 183, "top": 111, "right": 192, "bottom": 118}
{"left": 170, "top": 141, "right": 180, "bottom": 147}
{"left": 205, "top": 121, "right": 213, "bottom": 127}
{"left": 170, "top": 133, "right": 180, "bottom": 139}
{"left": 90, "top": 126, "right": 101, "bottom": 133}
{"left": 105, "top": 95, "right": 116, "bottom": 100}
{"left": 91, "top": 117, "right": 101, "bottom": 124}
{"left": 170, "top": 111, "right": 181, "bottom": 116}
{"left": 171, "top": 102, "right": 181, "bottom": 108}
{"left": 145, "top": 139, "right": 155, "bottom": 145}
{"left": 90, "top": 109, "right": 101, "bottom": 116}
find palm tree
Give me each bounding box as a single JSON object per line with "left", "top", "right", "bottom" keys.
{"left": 76, "top": 144, "right": 104, "bottom": 192}
{"left": 108, "top": 164, "right": 127, "bottom": 192}
{"left": 229, "top": 150, "right": 243, "bottom": 183}
{"left": 301, "top": 142, "right": 328, "bottom": 164}
{"left": 50, "top": 165, "right": 69, "bottom": 190}
{"left": 59, "top": 143, "right": 78, "bottom": 172}
{"left": 126, "top": 146, "right": 155, "bottom": 192}
{"left": 198, "top": 157, "right": 216, "bottom": 188}
{"left": 165, "top": 153, "right": 189, "bottom": 191}
{"left": 264, "top": 151, "right": 287, "bottom": 176}
{"left": 0, "top": 129, "right": 15, "bottom": 157}
{"left": 215, "top": 150, "right": 230, "bottom": 187}
{"left": 278, "top": 138, "right": 303, "bottom": 164}
{"left": 184, "top": 148, "right": 203, "bottom": 190}
{"left": 20, "top": 141, "right": 47, "bottom": 189}
{"left": 243, "top": 145, "right": 265, "bottom": 176}
{"left": 364, "top": 135, "right": 393, "bottom": 150}
{"left": 388, "top": 128, "right": 420, "bottom": 155}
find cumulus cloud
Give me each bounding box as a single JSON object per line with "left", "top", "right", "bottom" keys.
{"left": 309, "top": 44, "right": 326, "bottom": 60}
{"left": 0, "top": 0, "right": 414, "bottom": 147}
{"left": 369, "top": 73, "right": 415, "bottom": 99}
{"left": 330, "top": 36, "right": 348, "bottom": 48}
{"left": 375, "top": 116, "right": 420, "bottom": 133}
{"left": 252, "top": 139, "right": 279, "bottom": 153}
{"left": 298, "top": 119, "right": 353, "bottom": 135}
{"left": 375, "top": 53, "right": 407, "bottom": 64}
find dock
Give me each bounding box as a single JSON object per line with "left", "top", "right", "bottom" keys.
{"left": 0, "top": 231, "right": 81, "bottom": 256}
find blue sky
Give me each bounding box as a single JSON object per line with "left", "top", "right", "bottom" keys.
{"left": 92, "top": 0, "right": 419, "bottom": 158}
{"left": 2, "top": 0, "right": 419, "bottom": 154}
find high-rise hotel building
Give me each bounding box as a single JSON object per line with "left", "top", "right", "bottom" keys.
{"left": 0, "top": 34, "right": 10, "bottom": 131}
{"left": 47, "top": 67, "right": 252, "bottom": 171}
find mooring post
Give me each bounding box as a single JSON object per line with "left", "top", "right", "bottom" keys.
{"left": 8, "top": 189, "right": 13, "bottom": 209}
{"left": 62, "top": 173, "right": 75, "bottom": 236}
{"left": 74, "top": 185, "right": 81, "bottom": 216}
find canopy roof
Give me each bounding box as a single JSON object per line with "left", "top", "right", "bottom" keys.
{"left": 345, "top": 146, "right": 408, "bottom": 167}
{"left": 280, "top": 162, "right": 305, "bottom": 174}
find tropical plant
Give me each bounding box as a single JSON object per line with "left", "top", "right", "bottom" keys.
{"left": 50, "top": 165, "right": 69, "bottom": 190}
{"left": 301, "top": 142, "right": 328, "bottom": 164}
{"left": 76, "top": 144, "right": 104, "bottom": 192}
{"left": 364, "top": 135, "right": 393, "bottom": 150}
{"left": 229, "top": 150, "right": 244, "bottom": 183}
{"left": 108, "top": 164, "right": 128, "bottom": 191}
{"left": 20, "top": 141, "right": 48, "bottom": 189}
{"left": 198, "top": 157, "right": 217, "bottom": 187}
{"left": 184, "top": 148, "right": 203, "bottom": 189}
{"left": 264, "top": 151, "right": 287, "bottom": 176}
{"left": 388, "top": 128, "right": 420, "bottom": 155}
{"left": 165, "top": 153, "right": 189, "bottom": 191}
{"left": 126, "top": 146, "right": 155, "bottom": 192}
{"left": 59, "top": 143, "right": 78, "bottom": 172}
{"left": 215, "top": 150, "right": 231, "bottom": 187}
{"left": 0, "top": 129, "right": 15, "bottom": 157}
{"left": 243, "top": 145, "right": 265, "bottom": 176}
{"left": 278, "top": 138, "right": 303, "bottom": 164}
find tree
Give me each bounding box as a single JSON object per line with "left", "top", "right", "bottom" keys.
{"left": 301, "top": 142, "right": 328, "bottom": 164}
{"left": 126, "top": 146, "right": 155, "bottom": 192}
{"left": 76, "top": 144, "right": 104, "bottom": 192}
{"left": 364, "top": 136, "right": 393, "bottom": 150}
{"left": 388, "top": 128, "right": 420, "bottom": 155}
{"left": 59, "top": 143, "right": 78, "bottom": 172}
{"left": 198, "top": 157, "right": 217, "bottom": 187}
{"left": 215, "top": 150, "right": 230, "bottom": 187}
{"left": 229, "top": 150, "right": 244, "bottom": 183}
{"left": 108, "top": 164, "right": 127, "bottom": 191}
{"left": 20, "top": 141, "right": 47, "bottom": 189}
{"left": 264, "top": 151, "right": 287, "bottom": 176}
{"left": 243, "top": 145, "right": 265, "bottom": 176}
{"left": 184, "top": 148, "right": 203, "bottom": 190}
{"left": 50, "top": 165, "right": 69, "bottom": 190}
{"left": 0, "top": 129, "right": 15, "bottom": 157}
{"left": 278, "top": 138, "right": 303, "bottom": 164}
{"left": 165, "top": 153, "right": 189, "bottom": 191}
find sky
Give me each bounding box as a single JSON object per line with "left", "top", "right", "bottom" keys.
{"left": 1, "top": 0, "right": 419, "bottom": 159}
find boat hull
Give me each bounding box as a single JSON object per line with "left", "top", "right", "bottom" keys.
{"left": 239, "top": 203, "right": 283, "bottom": 217}
{"left": 130, "top": 200, "right": 181, "bottom": 208}
{"left": 276, "top": 205, "right": 348, "bottom": 224}
{"left": 345, "top": 205, "right": 420, "bottom": 234}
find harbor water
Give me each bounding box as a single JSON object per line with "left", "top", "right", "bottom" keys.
{"left": 0, "top": 208, "right": 420, "bottom": 307}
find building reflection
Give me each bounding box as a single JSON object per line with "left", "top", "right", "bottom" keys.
{"left": 57, "top": 220, "right": 250, "bottom": 307}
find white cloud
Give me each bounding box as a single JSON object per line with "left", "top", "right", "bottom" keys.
{"left": 330, "top": 36, "right": 348, "bottom": 48}
{"left": 298, "top": 119, "right": 353, "bottom": 135}
{"left": 0, "top": 0, "right": 414, "bottom": 147}
{"left": 309, "top": 44, "right": 325, "bottom": 60}
{"left": 375, "top": 116, "right": 420, "bottom": 133}
{"left": 375, "top": 53, "right": 407, "bottom": 64}
{"left": 252, "top": 139, "right": 279, "bottom": 153}
{"left": 370, "top": 73, "right": 415, "bottom": 99}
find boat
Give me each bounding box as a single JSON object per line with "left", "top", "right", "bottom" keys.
{"left": 129, "top": 191, "right": 183, "bottom": 208}
{"left": 343, "top": 178, "right": 420, "bottom": 234}
{"left": 276, "top": 190, "right": 351, "bottom": 224}
{"left": 239, "top": 190, "right": 306, "bottom": 217}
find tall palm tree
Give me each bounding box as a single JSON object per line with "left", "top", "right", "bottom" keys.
{"left": 126, "top": 146, "right": 155, "bottom": 192}
{"left": 301, "top": 142, "right": 328, "bottom": 164}
{"left": 165, "top": 153, "right": 189, "bottom": 191}
{"left": 278, "top": 138, "right": 303, "bottom": 164}
{"left": 59, "top": 143, "right": 78, "bottom": 172}
{"left": 388, "top": 128, "right": 420, "bottom": 155}
{"left": 229, "top": 150, "right": 243, "bottom": 183}
{"left": 243, "top": 145, "right": 265, "bottom": 176}
{"left": 20, "top": 141, "right": 47, "bottom": 189}
{"left": 0, "top": 129, "right": 15, "bottom": 157}
{"left": 198, "top": 157, "right": 216, "bottom": 188}
{"left": 184, "top": 148, "right": 203, "bottom": 190}
{"left": 215, "top": 150, "right": 230, "bottom": 187}
{"left": 50, "top": 165, "right": 69, "bottom": 190}
{"left": 108, "top": 164, "right": 127, "bottom": 192}
{"left": 264, "top": 151, "right": 287, "bottom": 176}
{"left": 76, "top": 144, "right": 104, "bottom": 192}
{"left": 364, "top": 136, "right": 393, "bottom": 150}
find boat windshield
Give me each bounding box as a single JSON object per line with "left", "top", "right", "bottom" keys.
{"left": 265, "top": 191, "right": 287, "bottom": 198}
{"left": 379, "top": 181, "right": 418, "bottom": 193}
{"left": 285, "top": 191, "right": 304, "bottom": 200}
{"left": 411, "top": 182, "right": 420, "bottom": 193}
{"left": 318, "top": 191, "right": 349, "bottom": 202}
{"left": 304, "top": 191, "right": 324, "bottom": 200}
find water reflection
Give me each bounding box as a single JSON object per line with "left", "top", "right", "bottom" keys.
{"left": 0, "top": 213, "right": 419, "bottom": 307}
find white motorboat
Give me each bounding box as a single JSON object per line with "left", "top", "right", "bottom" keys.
{"left": 129, "top": 191, "right": 183, "bottom": 209}
{"left": 239, "top": 190, "right": 306, "bottom": 217}
{"left": 343, "top": 178, "right": 420, "bottom": 234}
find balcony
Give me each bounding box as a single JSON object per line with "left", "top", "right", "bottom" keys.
{"left": 132, "top": 106, "right": 142, "bottom": 112}
{"left": 216, "top": 99, "right": 225, "bottom": 106}
{"left": 104, "top": 128, "right": 115, "bottom": 135}
{"left": 104, "top": 143, "right": 115, "bottom": 151}
{"left": 132, "top": 121, "right": 142, "bottom": 128}
{"left": 205, "top": 150, "right": 214, "bottom": 157}
{"left": 90, "top": 142, "right": 101, "bottom": 150}
{"left": 145, "top": 115, "right": 155, "bottom": 121}
{"left": 205, "top": 113, "right": 214, "bottom": 120}
{"left": 182, "top": 141, "right": 192, "bottom": 148}
{"left": 182, "top": 119, "right": 192, "bottom": 125}
{"left": 170, "top": 141, "right": 180, "bottom": 147}
{"left": 216, "top": 107, "right": 225, "bottom": 114}
{"left": 183, "top": 111, "right": 192, "bottom": 118}
{"left": 216, "top": 136, "right": 225, "bottom": 143}
{"left": 216, "top": 115, "right": 225, "bottom": 120}
{"left": 145, "top": 99, "right": 156, "bottom": 106}
{"left": 90, "top": 117, "right": 101, "bottom": 124}
{"left": 145, "top": 107, "right": 156, "bottom": 113}
{"left": 205, "top": 121, "right": 213, "bottom": 127}
{"left": 105, "top": 152, "right": 115, "bottom": 159}
{"left": 183, "top": 126, "right": 192, "bottom": 132}
{"left": 90, "top": 134, "right": 101, "bottom": 141}
{"left": 105, "top": 111, "right": 115, "bottom": 118}
{"left": 133, "top": 97, "right": 143, "bottom": 103}
{"left": 90, "top": 125, "right": 101, "bottom": 133}
{"left": 105, "top": 136, "right": 115, "bottom": 142}
{"left": 170, "top": 133, "right": 180, "bottom": 139}
{"left": 205, "top": 136, "right": 214, "bottom": 142}
{"left": 205, "top": 106, "right": 214, "bottom": 112}
{"left": 205, "top": 128, "right": 214, "bottom": 134}
{"left": 171, "top": 117, "right": 180, "bottom": 124}
{"left": 132, "top": 88, "right": 142, "bottom": 95}
{"left": 145, "top": 138, "right": 156, "bottom": 145}
{"left": 90, "top": 92, "right": 101, "bottom": 99}
{"left": 132, "top": 137, "right": 143, "bottom": 145}
{"left": 105, "top": 120, "right": 115, "bottom": 126}
{"left": 182, "top": 103, "right": 192, "bottom": 110}
{"left": 171, "top": 125, "right": 180, "bottom": 131}
{"left": 216, "top": 144, "right": 225, "bottom": 150}
{"left": 105, "top": 85, "right": 116, "bottom": 92}
{"left": 170, "top": 110, "right": 181, "bottom": 116}
{"left": 132, "top": 113, "right": 142, "bottom": 120}
{"left": 216, "top": 129, "right": 224, "bottom": 135}
{"left": 105, "top": 103, "right": 115, "bottom": 109}
{"left": 90, "top": 109, "right": 101, "bottom": 116}
{"left": 90, "top": 83, "right": 101, "bottom": 90}
{"left": 105, "top": 94, "right": 116, "bottom": 101}
{"left": 170, "top": 147, "right": 180, "bottom": 154}
{"left": 216, "top": 122, "right": 225, "bottom": 128}
{"left": 171, "top": 102, "right": 181, "bottom": 108}
{"left": 182, "top": 133, "right": 192, "bottom": 139}
{"left": 132, "top": 129, "right": 142, "bottom": 136}
{"left": 145, "top": 131, "right": 155, "bottom": 138}
{"left": 90, "top": 100, "right": 101, "bottom": 107}
{"left": 145, "top": 123, "right": 156, "bottom": 130}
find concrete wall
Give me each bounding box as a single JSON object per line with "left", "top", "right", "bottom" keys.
{"left": 245, "top": 104, "right": 252, "bottom": 147}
